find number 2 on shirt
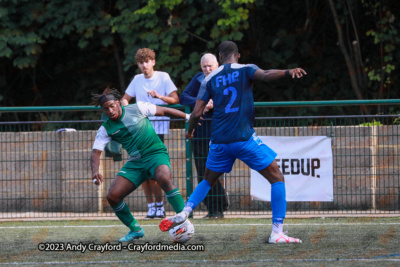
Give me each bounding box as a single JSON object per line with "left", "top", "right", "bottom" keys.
{"left": 223, "top": 87, "right": 239, "bottom": 113}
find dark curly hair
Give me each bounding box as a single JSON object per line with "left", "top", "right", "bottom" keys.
{"left": 91, "top": 87, "right": 122, "bottom": 107}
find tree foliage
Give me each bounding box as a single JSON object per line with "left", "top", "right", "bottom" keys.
{"left": 362, "top": 0, "right": 398, "bottom": 100}
{"left": 0, "top": 0, "right": 399, "bottom": 120}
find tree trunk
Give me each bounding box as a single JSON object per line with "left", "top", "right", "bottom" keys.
{"left": 113, "top": 41, "right": 125, "bottom": 90}
{"left": 328, "top": 0, "right": 363, "bottom": 101}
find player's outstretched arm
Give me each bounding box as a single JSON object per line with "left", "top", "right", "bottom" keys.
{"left": 90, "top": 149, "right": 104, "bottom": 186}
{"left": 254, "top": 68, "right": 307, "bottom": 82}
{"left": 155, "top": 106, "right": 189, "bottom": 120}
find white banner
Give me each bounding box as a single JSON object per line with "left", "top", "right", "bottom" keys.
{"left": 250, "top": 136, "right": 333, "bottom": 202}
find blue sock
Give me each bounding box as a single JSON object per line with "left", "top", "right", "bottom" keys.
{"left": 271, "top": 182, "right": 286, "bottom": 225}
{"left": 185, "top": 180, "right": 211, "bottom": 211}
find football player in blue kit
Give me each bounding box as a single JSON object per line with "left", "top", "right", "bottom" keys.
{"left": 160, "top": 41, "right": 307, "bottom": 243}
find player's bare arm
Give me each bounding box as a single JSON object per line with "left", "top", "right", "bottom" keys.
{"left": 254, "top": 68, "right": 307, "bottom": 82}
{"left": 121, "top": 93, "right": 132, "bottom": 106}
{"left": 186, "top": 99, "right": 206, "bottom": 140}
{"left": 155, "top": 106, "right": 188, "bottom": 120}
{"left": 148, "top": 91, "right": 179, "bottom": 104}
{"left": 90, "top": 149, "right": 104, "bottom": 186}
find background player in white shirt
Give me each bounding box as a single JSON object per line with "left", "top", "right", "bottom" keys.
{"left": 121, "top": 48, "right": 179, "bottom": 219}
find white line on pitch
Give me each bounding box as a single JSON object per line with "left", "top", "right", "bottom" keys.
{"left": 0, "top": 222, "right": 399, "bottom": 229}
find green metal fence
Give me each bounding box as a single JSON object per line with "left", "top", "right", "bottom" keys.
{"left": 0, "top": 100, "right": 399, "bottom": 220}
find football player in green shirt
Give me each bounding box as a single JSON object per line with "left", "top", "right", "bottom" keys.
{"left": 91, "top": 87, "right": 188, "bottom": 242}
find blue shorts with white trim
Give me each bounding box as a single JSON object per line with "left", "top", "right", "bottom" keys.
{"left": 206, "top": 133, "right": 277, "bottom": 173}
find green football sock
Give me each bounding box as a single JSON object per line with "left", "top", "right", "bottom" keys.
{"left": 111, "top": 201, "right": 141, "bottom": 232}
{"left": 166, "top": 188, "right": 185, "bottom": 213}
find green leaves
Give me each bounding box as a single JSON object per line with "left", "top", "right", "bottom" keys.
{"left": 0, "top": 0, "right": 113, "bottom": 69}
{"left": 13, "top": 56, "right": 36, "bottom": 69}
{"left": 385, "top": 64, "right": 395, "bottom": 74}
{"left": 0, "top": 0, "right": 399, "bottom": 115}
{"left": 0, "top": 39, "right": 12, "bottom": 58}
{"left": 362, "top": 0, "right": 399, "bottom": 91}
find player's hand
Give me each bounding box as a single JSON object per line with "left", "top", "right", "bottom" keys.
{"left": 185, "top": 129, "right": 194, "bottom": 140}
{"left": 147, "top": 90, "right": 161, "bottom": 99}
{"left": 92, "top": 172, "right": 104, "bottom": 186}
{"left": 289, "top": 68, "right": 307, "bottom": 79}
{"left": 203, "top": 99, "right": 213, "bottom": 115}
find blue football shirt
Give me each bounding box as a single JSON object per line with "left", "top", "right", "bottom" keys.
{"left": 197, "top": 63, "right": 259, "bottom": 144}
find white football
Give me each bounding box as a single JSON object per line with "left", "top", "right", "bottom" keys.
{"left": 169, "top": 219, "right": 194, "bottom": 243}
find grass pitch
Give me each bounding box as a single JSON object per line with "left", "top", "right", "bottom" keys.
{"left": 0, "top": 217, "right": 399, "bottom": 266}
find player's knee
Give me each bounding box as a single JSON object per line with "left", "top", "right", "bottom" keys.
{"left": 206, "top": 177, "right": 217, "bottom": 187}
{"left": 154, "top": 165, "right": 171, "bottom": 180}
{"left": 106, "top": 191, "right": 121, "bottom": 206}
{"left": 158, "top": 179, "right": 174, "bottom": 192}
{"left": 154, "top": 173, "right": 174, "bottom": 192}
{"left": 260, "top": 164, "right": 285, "bottom": 184}
{"left": 272, "top": 172, "right": 285, "bottom": 183}
{"left": 267, "top": 166, "right": 284, "bottom": 182}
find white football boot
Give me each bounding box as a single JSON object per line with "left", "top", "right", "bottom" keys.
{"left": 159, "top": 210, "right": 189, "bottom": 231}
{"left": 268, "top": 231, "right": 302, "bottom": 244}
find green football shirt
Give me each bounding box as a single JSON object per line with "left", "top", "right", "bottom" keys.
{"left": 93, "top": 102, "right": 166, "bottom": 161}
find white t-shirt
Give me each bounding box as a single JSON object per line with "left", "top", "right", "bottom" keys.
{"left": 125, "top": 71, "right": 177, "bottom": 134}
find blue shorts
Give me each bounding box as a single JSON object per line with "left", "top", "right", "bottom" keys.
{"left": 206, "top": 133, "right": 277, "bottom": 173}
